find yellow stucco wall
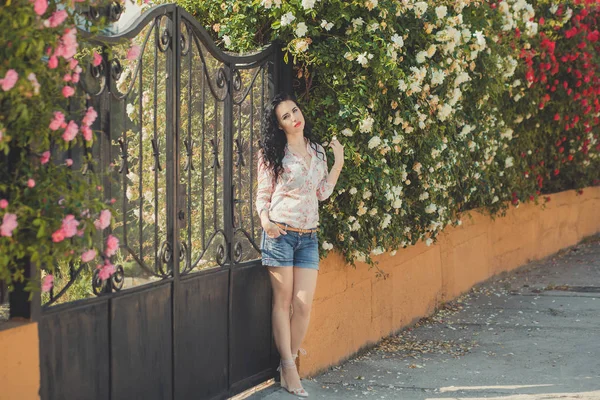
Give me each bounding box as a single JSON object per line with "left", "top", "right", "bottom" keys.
{"left": 0, "top": 321, "right": 40, "bottom": 400}
{"left": 300, "top": 187, "right": 600, "bottom": 376}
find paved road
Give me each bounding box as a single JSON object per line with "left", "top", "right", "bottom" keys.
{"left": 246, "top": 234, "right": 600, "bottom": 400}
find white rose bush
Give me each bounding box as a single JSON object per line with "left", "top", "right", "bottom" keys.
{"left": 173, "top": 0, "right": 599, "bottom": 266}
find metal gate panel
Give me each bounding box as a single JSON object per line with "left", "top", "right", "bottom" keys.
{"left": 111, "top": 283, "right": 173, "bottom": 400}
{"left": 39, "top": 302, "right": 110, "bottom": 400}
{"left": 230, "top": 263, "right": 276, "bottom": 392}
{"left": 174, "top": 270, "right": 229, "bottom": 399}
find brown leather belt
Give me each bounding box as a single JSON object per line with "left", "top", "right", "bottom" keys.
{"left": 273, "top": 222, "right": 319, "bottom": 234}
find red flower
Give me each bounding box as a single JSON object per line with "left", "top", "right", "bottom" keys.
{"left": 554, "top": 169, "right": 560, "bottom": 176}
{"left": 554, "top": 113, "right": 560, "bottom": 121}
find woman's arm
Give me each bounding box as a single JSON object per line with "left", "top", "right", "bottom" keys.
{"left": 317, "top": 139, "right": 344, "bottom": 201}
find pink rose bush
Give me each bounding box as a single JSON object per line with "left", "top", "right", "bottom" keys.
{"left": 0, "top": 1, "right": 111, "bottom": 294}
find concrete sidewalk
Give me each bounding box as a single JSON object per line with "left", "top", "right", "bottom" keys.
{"left": 246, "top": 234, "right": 600, "bottom": 400}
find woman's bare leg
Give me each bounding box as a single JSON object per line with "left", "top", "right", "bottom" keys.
{"left": 290, "top": 268, "right": 318, "bottom": 358}
{"left": 267, "top": 267, "right": 303, "bottom": 390}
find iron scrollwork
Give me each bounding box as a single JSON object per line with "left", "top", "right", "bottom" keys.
{"left": 92, "top": 264, "right": 125, "bottom": 295}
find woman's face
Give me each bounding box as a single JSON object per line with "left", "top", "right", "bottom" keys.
{"left": 275, "top": 100, "right": 305, "bottom": 136}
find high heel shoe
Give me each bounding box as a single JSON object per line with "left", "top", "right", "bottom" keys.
{"left": 278, "top": 359, "right": 309, "bottom": 397}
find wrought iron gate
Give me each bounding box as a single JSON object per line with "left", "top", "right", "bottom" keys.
{"left": 38, "top": 4, "right": 289, "bottom": 399}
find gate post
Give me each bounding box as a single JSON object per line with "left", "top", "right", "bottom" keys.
{"left": 272, "top": 41, "right": 293, "bottom": 96}
{"left": 8, "top": 261, "right": 40, "bottom": 321}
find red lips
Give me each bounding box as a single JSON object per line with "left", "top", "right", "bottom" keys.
{"left": 294, "top": 121, "right": 302, "bottom": 128}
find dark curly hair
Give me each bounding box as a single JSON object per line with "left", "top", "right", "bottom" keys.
{"left": 259, "top": 92, "right": 325, "bottom": 183}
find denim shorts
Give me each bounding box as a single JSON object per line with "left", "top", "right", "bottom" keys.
{"left": 260, "top": 229, "right": 319, "bottom": 270}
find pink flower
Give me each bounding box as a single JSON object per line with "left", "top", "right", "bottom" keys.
{"left": 82, "top": 107, "right": 98, "bottom": 126}
{"left": 0, "top": 199, "right": 8, "bottom": 209}
{"left": 52, "top": 228, "right": 65, "bottom": 242}
{"left": 63, "top": 74, "right": 72, "bottom": 82}
{"left": 69, "top": 58, "right": 78, "bottom": 70}
{"left": 105, "top": 234, "right": 119, "bottom": 257}
{"left": 44, "top": 9, "right": 68, "bottom": 28}
{"left": 41, "top": 274, "right": 54, "bottom": 293}
{"left": 92, "top": 52, "right": 102, "bottom": 67}
{"left": 81, "top": 249, "right": 97, "bottom": 263}
{"left": 48, "top": 55, "right": 58, "bottom": 69}
{"left": 81, "top": 125, "right": 93, "bottom": 141}
{"left": 94, "top": 209, "right": 111, "bottom": 230}
{"left": 126, "top": 45, "right": 141, "bottom": 61}
{"left": 49, "top": 111, "right": 65, "bottom": 130}
{"left": 0, "top": 69, "right": 18, "bottom": 91}
{"left": 61, "top": 214, "right": 79, "bottom": 238}
{"left": 27, "top": 179, "right": 36, "bottom": 188}
{"left": 62, "top": 121, "right": 78, "bottom": 142}
{"left": 0, "top": 213, "right": 18, "bottom": 237}
{"left": 54, "top": 28, "right": 78, "bottom": 60}
{"left": 65, "top": 158, "right": 73, "bottom": 167}
{"left": 71, "top": 73, "right": 80, "bottom": 83}
{"left": 41, "top": 151, "right": 50, "bottom": 164}
{"left": 33, "top": 0, "right": 48, "bottom": 16}
{"left": 62, "top": 86, "right": 75, "bottom": 98}
{"left": 97, "top": 261, "right": 116, "bottom": 281}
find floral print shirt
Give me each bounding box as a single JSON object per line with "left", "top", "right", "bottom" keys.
{"left": 256, "top": 140, "right": 334, "bottom": 229}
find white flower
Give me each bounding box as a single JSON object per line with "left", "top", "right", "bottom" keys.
{"left": 356, "top": 52, "right": 369, "bottom": 66}
{"left": 454, "top": 71, "right": 471, "bottom": 87}
{"left": 363, "top": 190, "right": 372, "bottom": 199}
{"left": 391, "top": 33, "right": 404, "bottom": 48}
{"left": 381, "top": 214, "right": 392, "bottom": 229}
{"left": 350, "top": 219, "right": 361, "bottom": 231}
{"left": 322, "top": 241, "right": 334, "bottom": 250}
{"left": 500, "top": 128, "right": 513, "bottom": 140}
{"left": 425, "top": 238, "right": 433, "bottom": 246}
{"left": 416, "top": 51, "right": 427, "bottom": 64}
{"left": 426, "top": 44, "right": 437, "bottom": 58}
{"left": 320, "top": 20, "right": 334, "bottom": 31}
{"left": 369, "top": 208, "right": 378, "bottom": 216}
{"left": 365, "top": 0, "right": 378, "bottom": 10}
{"left": 295, "top": 22, "right": 308, "bottom": 37}
{"left": 492, "top": 195, "right": 499, "bottom": 204}
{"left": 281, "top": 12, "right": 296, "bottom": 27}
{"left": 425, "top": 203, "right": 437, "bottom": 214}
{"left": 223, "top": 35, "right": 232, "bottom": 47}
{"left": 419, "top": 192, "right": 430, "bottom": 200}
{"left": 390, "top": 250, "right": 397, "bottom": 256}
{"left": 352, "top": 17, "right": 364, "bottom": 29}
{"left": 437, "top": 104, "right": 453, "bottom": 121}
{"left": 393, "top": 199, "right": 402, "bottom": 209}
{"left": 357, "top": 202, "right": 367, "bottom": 216}
{"left": 344, "top": 52, "right": 355, "bottom": 61}
{"left": 367, "top": 136, "right": 381, "bottom": 149}
{"left": 398, "top": 80, "right": 408, "bottom": 91}
{"left": 261, "top": 0, "right": 273, "bottom": 8}
{"left": 349, "top": 187, "right": 358, "bottom": 195}
{"left": 295, "top": 39, "right": 310, "bottom": 52}
{"left": 435, "top": 5, "right": 447, "bottom": 19}
{"left": 505, "top": 156, "right": 514, "bottom": 168}
{"left": 474, "top": 30, "right": 486, "bottom": 49}
{"left": 431, "top": 69, "right": 446, "bottom": 86}
{"left": 371, "top": 247, "right": 385, "bottom": 256}
{"left": 414, "top": 1, "right": 428, "bottom": 17}
{"left": 359, "top": 116, "right": 374, "bottom": 133}
{"left": 302, "top": 0, "right": 316, "bottom": 10}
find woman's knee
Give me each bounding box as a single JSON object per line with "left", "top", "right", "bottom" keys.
{"left": 292, "top": 296, "right": 312, "bottom": 317}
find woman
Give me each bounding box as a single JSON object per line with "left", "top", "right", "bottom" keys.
{"left": 256, "top": 92, "right": 344, "bottom": 397}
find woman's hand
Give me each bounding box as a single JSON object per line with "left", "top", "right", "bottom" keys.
{"left": 329, "top": 136, "right": 345, "bottom": 169}
{"left": 262, "top": 219, "right": 287, "bottom": 238}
